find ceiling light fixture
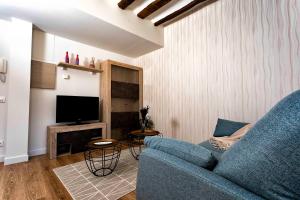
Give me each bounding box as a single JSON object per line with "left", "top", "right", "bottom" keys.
{"left": 133, "top": 0, "right": 156, "bottom": 15}
{"left": 151, "top": 0, "right": 193, "bottom": 23}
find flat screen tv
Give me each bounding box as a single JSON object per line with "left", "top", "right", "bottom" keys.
{"left": 56, "top": 95, "right": 99, "bottom": 123}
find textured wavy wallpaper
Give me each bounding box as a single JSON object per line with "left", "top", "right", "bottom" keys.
{"left": 135, "top": 0, "right": 300, "bottom": 143}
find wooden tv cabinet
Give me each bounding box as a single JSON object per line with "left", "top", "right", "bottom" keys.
{"left": 47, "top": 122, "right": 107, "bottom": 159}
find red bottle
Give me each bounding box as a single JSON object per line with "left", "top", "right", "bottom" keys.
{"left": 75, "top": 54, "right": 79, "bottom": 65}
{"left": 65, "top": 51, "right": 69, "bottom": 63}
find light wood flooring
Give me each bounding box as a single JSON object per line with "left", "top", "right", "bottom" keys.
{"left": 0, "top": 152, "right": 136, "bottom": 200}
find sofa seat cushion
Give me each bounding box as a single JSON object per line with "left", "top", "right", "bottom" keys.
{"left": 214, "top": 90, "right": 300, "bottom": 200}
{"left": 144, "top": 137, "right": 217, "bottom": 169}
{"left": 214, "top": 118, "right": 249, "bottom": 137}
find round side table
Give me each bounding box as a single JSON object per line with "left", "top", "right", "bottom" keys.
{"left": 84, "top": 139, "right": 121, "bottom": 177}
{"left": 128, "top": 129, "right": 161, "bottom": 160}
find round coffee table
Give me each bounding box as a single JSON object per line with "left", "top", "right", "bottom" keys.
{"left": 84, "top": 139, "right": 121, "bottom": 177}
{"left": 128, "top": 129, "right": 161, "bottom": 160}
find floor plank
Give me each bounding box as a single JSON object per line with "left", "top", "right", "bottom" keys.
{"left": 0, "top": 152, "right": 136, "bottom": 200}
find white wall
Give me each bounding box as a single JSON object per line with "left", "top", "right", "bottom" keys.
{"left": 5, "top": 18, "right": 32, "bottom": 165}
{"left": 135, "top": 0, "right": 300, "bottom": 143}
{"left": 0, "top": 19, "right": 11, "bottom": 162}
{"left": 29, "top": 30, "right": 134, "bottom": 156}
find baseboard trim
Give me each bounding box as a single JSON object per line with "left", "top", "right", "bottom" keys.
{"left": 0, "top": 155, "right": 4, "bottom": 162}
{"left": 29, "top": 148, "right": 46, "bottom": 157}
{"left": 4, "top": 154, "right": 28, "bottom": 165}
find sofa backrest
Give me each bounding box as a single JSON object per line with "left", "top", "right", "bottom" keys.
{"left": 214, "top": 90, "right": 300, "bottom": 200}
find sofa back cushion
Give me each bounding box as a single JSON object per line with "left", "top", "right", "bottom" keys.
{"left": 144, "top": 137, "right": 217, "bottom": 169}
{"left": 213, "top": 118, "right": 249, "bottom": 137}
{"left": 214, "top": 90, "right": 300, "bottom": 200}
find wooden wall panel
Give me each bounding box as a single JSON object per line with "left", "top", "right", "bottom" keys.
{"left": 30, "top": 60, "right": 56, "bottom": 89}
{"left": 135, "top": 0, "right": 300, "bottom": 143}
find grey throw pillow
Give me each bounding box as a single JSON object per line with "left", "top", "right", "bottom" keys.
{"left": 213, "top": 118, "right": 249, "bottom": 137}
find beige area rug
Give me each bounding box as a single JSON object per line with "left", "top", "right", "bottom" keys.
{"left": 53, "top": 149, "right": 138, "bottom": 200}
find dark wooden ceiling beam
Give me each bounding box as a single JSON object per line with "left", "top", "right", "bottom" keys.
{"left": 137, "top": 0, "right": 172, "bottom": 19}
{"left": 118, "top": 0, "right": 135, "bottom": 9}
{"left": 154, "top": 0, "right": 207, "bottom": 26}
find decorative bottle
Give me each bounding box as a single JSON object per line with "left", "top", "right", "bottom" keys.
{"left": 65, "top": 51, "right": 69, "bottom": 63}
{"left": 89, "top": 57, "right": 95, "bottom": 68}
{"left": 75, "top": 54, "right": 79, "bottom": 65}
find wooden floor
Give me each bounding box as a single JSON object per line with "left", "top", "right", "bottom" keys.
{"left": 0, "top": 152, "right": 136, "bottom": 200}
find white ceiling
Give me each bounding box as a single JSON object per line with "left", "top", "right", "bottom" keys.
{"left": 0, "top": 0, "right": 164, "bottom": 58}
{"left": 0, "top": 0, "right": 203, "bottom": 57}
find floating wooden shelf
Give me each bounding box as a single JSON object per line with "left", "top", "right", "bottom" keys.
{"left": 57, "top": 62, "right": 103, "bottom": 73}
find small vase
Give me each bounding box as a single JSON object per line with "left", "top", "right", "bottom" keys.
{"left": 141, "top": 121, "right": 146, "bottom": 132}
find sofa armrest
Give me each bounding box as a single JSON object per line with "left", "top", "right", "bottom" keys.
{"left": 144, "top": 137, "right": 217, "bottom": 169}
{"left": 137, "top": 148, "right": 264, "bottom": 200}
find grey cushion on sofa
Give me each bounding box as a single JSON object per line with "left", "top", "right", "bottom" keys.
{"left": 214, "top": 90, "right": 300, "bottom": 200}
{"left": 214, "top": 118, "right": 249, "bottom": 137}
{"left": 144, "top": 137, "right": 217, "bottom": 169}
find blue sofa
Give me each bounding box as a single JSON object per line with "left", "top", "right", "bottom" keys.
{"left": 136, "top": 90, "right": 300, "bottom": 200}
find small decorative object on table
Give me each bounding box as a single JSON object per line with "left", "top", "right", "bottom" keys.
{"left": 140, "top": 105, "right": 154, "bottom": 132}
{"left": 89, "top": 57, "right": 95, "bottom": 68}
{"left": 84, "top": 139, "right": 121, "bottom": 176}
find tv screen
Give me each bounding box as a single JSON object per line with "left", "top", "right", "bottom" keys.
{"left": 56, "top": 95, "right": 99, "bottom": 123}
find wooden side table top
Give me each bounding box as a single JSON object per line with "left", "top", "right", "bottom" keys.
{"left": 129, "top": 129, "right": 160, "bottom": 137}
{"left": 87, "top": 139, "right": 119, "bottom": 149}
